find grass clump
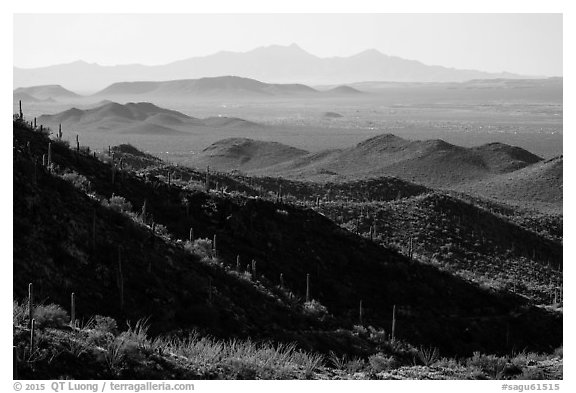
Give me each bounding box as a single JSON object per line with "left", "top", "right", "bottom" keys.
{"left": 466, "top": 351, "right": 508, "bottom": 379}
{"left": 416, "top": 346, "right": 440, "bottom": 366}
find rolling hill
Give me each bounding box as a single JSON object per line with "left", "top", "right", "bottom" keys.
{"left": 194, "top": 138, "right": 309, "bottom": 171}
{"left": 324, "top": 85, "right": 364, "bottom": 95}
{"left": 36, "top": 102, "right": 261, "bottom": 136}
{"left": 457, "top": 156, "right": 563, "bottom": 212}
{"left": 13, "top": 44, "right": 528, "bottom": 92}
{"left": 13, "top": 91, "right": 46, "bottom": 103}
{"left": 190, "top": 134, "right": 543, "bottom": 188}
{"left": 13, "top": 84, "right": 81, "bottom": 100}
{"left": 92, "top": 76, "right": 319, "bottom": 99}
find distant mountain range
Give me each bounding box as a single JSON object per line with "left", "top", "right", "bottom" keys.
{"left": 91, "top": 76, "right": 358, "bottom": 99}
{"left": 37, "top": 102, "right": 261, "bottom": 136}
{"left": 190, "top": 134, "right": 544, "bottom": 189}
{"left": 14, "top": 44, "right": 530, "bottom": 92}
{"left": 14, "top": 76, "right": 364, "bottom": 102}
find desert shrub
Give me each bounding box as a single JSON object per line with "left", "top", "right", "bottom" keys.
{"left": 185, "top": 238, "right": 214, "bottom": 260}
{"left": 33, "top": 304, "right": 70, "bottom": 328}
{"left": 83, "top": 315, "right": 118, "bottom": 346}
{"left": 13, "top": 300, "right": 27, "bottom": 326}
{"left": 378, "top": 339, "right": 419, "bottom": 363}
{"left": 368, "top": 353, "right": 399, "bottom": 372}
{"left": 518, "top": 367, "right": 549, "bottom": 380}
{"left": 353, "top": 325, "right": 368, "bottom": 336}
{"left": 302, "top": 300, "right": 328, "bottom": 318}
{"left": 92, "top": 315, "right": 118, "bottom": 335}
{"left": 367, "top": 326, "right": 388, "bottom": 344}
{"left": 102, "top": 195, "right": 132, "bottom": 214}
{"left": 553, "top": 346, "right": 563, "bottom": 359}
{"left": 434, "top": 357, "right": 462, "bottom": 369}
{"left": 466, "top": 352, "right": 508, "bottom": 379}
{"left": 53, "top": 138, "right": 70, "bottom": 149}
{"left": 60, "top": 171, "right": 91, "bottom": 193}
{"left": 154, "top": 223, "right": 171, "bottom": 239}
{"left": 185, "top": 181, "right": 206, "bottom": 193}
{"left": 86, "top": 328, "right": 115, "bottom": 347}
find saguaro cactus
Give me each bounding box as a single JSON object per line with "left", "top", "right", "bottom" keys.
{"left": 212, "top": 234, "right": 217, "bottom": 257}
{"left": 92, "top": 209, "right": 96, "bottom": 251}
{"left": 19, "top": 100, "right": 23, "bottom": 120}
{"left": 47, "top": 142, "right": 52, "bottom": 168}
{"left": 70, "top": 292, "right": 76, "bottom": 328}
{"left": 76, "top": 135, "right": 80, "bottom": 152}
{"left": 28, "top": 283, "right": 34, "bottom": 329}
{"left": 117, "top": 248, "right": 124, "bottom": 311}
{"left": 13, "top": 346, "right": 18, "bottom": 379}
{"left": 33, "top": 157, "right": 38, "bottom": 185}
{"left": 391, "top": 304, "right": 397, "bottom": 342}
{"left": 205, "top": 166, "right": 210, "bottom": 192}
{"left": 359, "top": 300, "right": 364, "bottom": 325}
{"left": 30, "top": 319, "right": 36, "bottom": 356}
{"left": 236, "top": 255, "right": 241, "bottom": 271}
{"left": 58, "top": 124, "right": 62, "bottom": 139}
{"left": 280, "top": 273, "right": 285, "bottom": 289}
{"left": 189, "top": 227, "right": 194, "bottom": 242}
{"left": 34, "top": 117, "right": 37, "bottom": 129}
{"left": 251, "top": 260, "right": 257, "bottom": 277}
{"left": 306, "top": 273, "right": 310, "bottom": 302}
{"left": 141, "top": 200, "right": 147, "bottom": 223}
{"left": 208, "top": 277, "right": 213, "bottom": 303}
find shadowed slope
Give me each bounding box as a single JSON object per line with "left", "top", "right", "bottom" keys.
{"left": 14, "top": 121, "right": 562, "bottom": 358}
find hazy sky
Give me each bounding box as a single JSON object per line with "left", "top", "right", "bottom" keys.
{"left": 14, "top": 13, "right": 562, "bottom": 76}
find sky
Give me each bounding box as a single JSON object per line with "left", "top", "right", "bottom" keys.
{"left": 14, "top": 13, "right": 563, "bottom": 76}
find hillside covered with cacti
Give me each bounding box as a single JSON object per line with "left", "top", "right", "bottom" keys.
{"left": 13, "top": 111, "right": 562, "bottom": 379}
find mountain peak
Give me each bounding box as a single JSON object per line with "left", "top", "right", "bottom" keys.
{"left": 248, "top": 43, "right": 314, "bottom": 57}
{"left": 352, "top": 48, "right": 386, "bottom": 58}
